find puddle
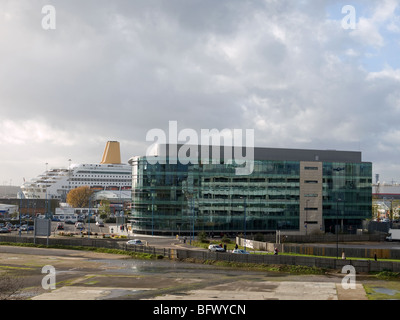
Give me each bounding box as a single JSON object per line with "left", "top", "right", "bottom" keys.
{"left": 373, "top": 287, "right": 399, "bottom": 296}
{"left": 100, "top": 289, "right": 146, "bottom": 300}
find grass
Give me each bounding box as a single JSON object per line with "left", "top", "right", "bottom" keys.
{"left": 188, "top": 240, "right": 400, "bottom": 262}
{"left": 179, "top": 257, "right": 327, "bottom": 275}
{"left": 0, "top": 241, "right": 160, "bottom": 260}
{"left": 364, "top": 281, "right": 400, "bottom": 300}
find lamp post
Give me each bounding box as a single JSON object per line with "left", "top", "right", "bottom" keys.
{"left": 192, "top": 196, "right": 195, "bottom": 245}
{"left": 240, "top": 196, "right": 247, "bottom": 251}
{"left": 305, "top": 199, "right": 310, "bottom": 236}
{"left": 151, "top": 187, "right": 154, "bottom": 236}
{"left": 88, "top": 194, "right": 92, "bottom": 238}
{"left": 336, "top": 198, "right": 342, "bottom": 259}
{"left": 19, "top": 195, "right": 22, "bottom": 238}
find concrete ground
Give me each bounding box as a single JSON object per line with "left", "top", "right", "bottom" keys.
{"left": 0, "top": 246, "right": 371, "bottom": 300}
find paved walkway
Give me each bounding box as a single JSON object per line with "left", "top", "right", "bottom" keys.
{"left": 32, "top": 281, "right": 368, "bottom": 300}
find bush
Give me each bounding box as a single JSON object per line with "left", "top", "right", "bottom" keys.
{"left": 254, "top": 233, "right": 264, "bottom": 242}
{"left": 221, "top": 235, "right": 232, "bottom": 243}
{"left": 197, "top": 231, "right": 209, "bottom": 243}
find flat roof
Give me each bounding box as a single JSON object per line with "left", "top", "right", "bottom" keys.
{"left": 143, "top": 144, "right": 366, "bottom": 163}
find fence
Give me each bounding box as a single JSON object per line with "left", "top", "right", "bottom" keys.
{"left": 174, "top": 248, "right": 400, "bottom": 273}
{"left": 0, "top": 235, "right": 177, "bottom": 259}
{"left": 1, "top": 235, "right": 400, "bottom": 272}
{"left": 250, "top": 233, "right": 386, "bottom": 243}
{"left": 236, "top": 236, "right": 400, "bottom": 260}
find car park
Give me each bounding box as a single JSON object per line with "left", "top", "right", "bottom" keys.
{"left": 126, "top": 239, "right": 144, "bottom": 245}
{"left": 208, "top": 244, "right": 225, "bottom": 252}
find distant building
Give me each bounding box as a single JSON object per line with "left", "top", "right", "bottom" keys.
{"left": 373, "top": 183, "right": 400, "bottom": 200}
{"left": 0, "top": 185, "right": 21, "bottom": 199}
{"left": 0, "top": 204, "right": 18, "bottom": 217}
{"left": 129, "top": 144, "right": 372, "bottom": 236}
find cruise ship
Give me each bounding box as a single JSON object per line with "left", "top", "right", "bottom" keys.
{"left": 21, "top": 141, "right": 132, "bottom": 200}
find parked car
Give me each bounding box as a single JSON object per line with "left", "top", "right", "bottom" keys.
{"left": 0, "top": 227, "right": 10, "bottom": 233}
{"left": 96, "top": 221, "right": 104, "bottom": 227}
{"left": 75, "top": 222, "right": 84, "bottom": 229}
{"left": 65, "top": 220, "right": 74, "bottom": 224}
{"left": 20, "top": 225, "right": 28, "bottom": 231}
{"left": 208, "top": 244, "right": 225, "bottom": 252}
{"left": 126, "top": 239, "right": 144, "bottom": 245}
{"left": 232, "top": 249, "right": 249, "bottom": 254}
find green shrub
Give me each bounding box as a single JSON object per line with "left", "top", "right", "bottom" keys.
{"left": 221, "top": 235, "right": 231, "bottom": 243}
{"left": 197, "top": 231, "right": 209, "bottom": 243}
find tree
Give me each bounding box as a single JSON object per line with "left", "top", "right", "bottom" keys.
{"left": 98, "top": 200, "right": 111, "bottom": 220}
{"left": 66, "top": 186, "right": 94, "bottom": 208}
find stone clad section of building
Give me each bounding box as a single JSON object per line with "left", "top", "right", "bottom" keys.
{"left": 300, "top": 161, "right": 322, "bottom": 235}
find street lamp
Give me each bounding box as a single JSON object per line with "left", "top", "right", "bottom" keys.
{"left": 336, "top": 198, "right": 342, "bottom": 259}
{"left": 151, "top": 187, "right": 154, "bottom": 236}
{"left": 305, "top": 199, "right": 310, "bottom": 236}
{"left": 240, "top": 196, "right": 247, "bottom": 251}
{"left": 88, "top": 194, "right": 92, "bottom": 238}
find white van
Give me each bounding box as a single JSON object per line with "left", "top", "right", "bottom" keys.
{"left": 75, "top": 222, "right": 84, "bottom": 229}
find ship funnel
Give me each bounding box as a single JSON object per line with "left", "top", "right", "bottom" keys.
{"left": 100, "top": 141, "right": 122, "bottom": 164}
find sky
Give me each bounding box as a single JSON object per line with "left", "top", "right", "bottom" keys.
{"left": 1, "top": 0, "right": 400, "bottom": 186}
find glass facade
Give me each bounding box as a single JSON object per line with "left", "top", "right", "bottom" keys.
{"left": 322, "top": 162, "right": 372, "bottom": 233}
{"left": 129, "top": 155, "right": 372, "bottom": 235}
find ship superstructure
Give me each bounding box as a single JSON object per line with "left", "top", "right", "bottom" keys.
{"left": 21, "top": 141, "right": 132, "bottom": 200}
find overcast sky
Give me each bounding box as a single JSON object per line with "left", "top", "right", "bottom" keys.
{"left": 1, "top": 0, "right": 400, "bottom": 185}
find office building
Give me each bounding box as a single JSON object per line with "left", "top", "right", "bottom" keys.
{"left": 128, "top": 145, "right": 372, "bottom": 236}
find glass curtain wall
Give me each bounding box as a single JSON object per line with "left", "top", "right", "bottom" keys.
{"left": 131, "top": 157, "right": 372, "bottom": 235}
{"left": 322, "top": 162, "right": 372, "bottom": 233}
{"left": 131, "top": 156, "right": 301, "bottom": 235}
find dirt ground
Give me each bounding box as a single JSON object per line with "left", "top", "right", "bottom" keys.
{"left": 0, "top": 245, "right": 398, "bottom": 301}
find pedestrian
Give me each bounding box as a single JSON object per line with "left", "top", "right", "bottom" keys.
{"left": 342, "top": 251, "right": 346, "bottom": 260}
{"left": 235, "top": 243, "right": 238, "bottom": 250}
{"left": 374, "top": 252, "right": 377, "bottom": 261}
{"left": 274, "top": 247, "right": 278, "bottom": 255}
